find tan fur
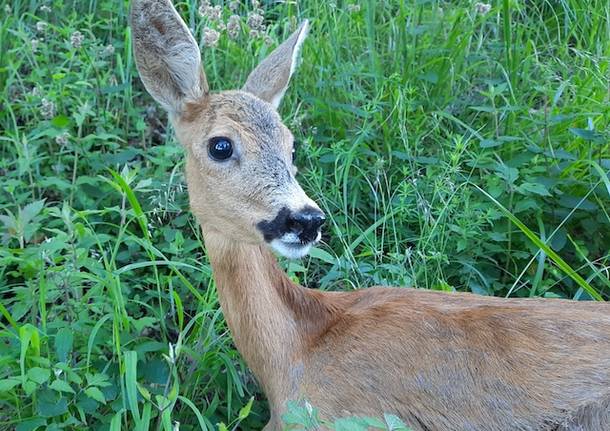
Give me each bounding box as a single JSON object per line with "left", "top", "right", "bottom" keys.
{"left": 130, "top": 2, "right": 610, "bottom": 430}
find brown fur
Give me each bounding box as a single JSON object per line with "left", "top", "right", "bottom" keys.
{"left": 130, "top": 2, "right": 610, "bottom": 429}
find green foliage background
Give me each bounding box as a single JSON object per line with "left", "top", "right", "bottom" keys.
{"left": 0, "top": 0, "right": 609, "bottom": 429}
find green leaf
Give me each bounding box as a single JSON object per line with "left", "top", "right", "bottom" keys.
{"left": 15, "top": 418, "right": 46, "bottom": 431}
{"left": 27, "top": 367, "right": 51, "bottom": 385}
{"left": 86, "top": 314, "right": 112, "bottom": 369}
{"left": 238, "top": 397, "right": 254, "bottom": 420}
{"left": 85, "top": 387, "right": 106, "bottom": 404}
{"left": 86, "top": 372, "right": 111, "bottom": 387}
{"left": 49, "top": 379, "right": 75, "bottom": 394}
{"left": 475, "top": 184, "right": 603, "bottom": 301}
{"left": 20, "top": 200, "right": 45, "bottom": 225}
{"left": 51, "top": 115, "right": 70, "bottom": 129}
{"left": 178, "top": 395, "right": 211, "bottom": 431}
{"left": 384, "top": 413, "right": 411, "bottom": 430}
{"left": 569, "top": 128, "right": 604, "bottom": 142}
{"left": 54, "top": 328, "right": 73, "bottom": 363}
{"left": 35, "top": 388, "right": 69, "bottom": 417}
{"left": 516, "top": 182, "right": 551, "bottom": 196}
{"left": 309, "top": 247, "right": 337, "bottom": 264}
{"left": 333, "top": 417, "right": 375, "bottom": 431}
{"left": 0, "top": 378, "right": 21, "bottom": 392}
{"left": 137, "top": 383, "right": 151, "bottom": 401}
{"left": 124, "top": 351, "right": 141, "bottom": 422}
{"left": 23, "top": 380, "right": 37, "bottom": 396}
{"left": 110, "top": 411, "right": 123, "bottom": 431}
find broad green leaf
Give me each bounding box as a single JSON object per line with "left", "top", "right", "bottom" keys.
{"left": 569, "top": 128, "right": 604, "bottom": 142}
{"left": 51, "top": 115, "right": 70, "bottom": 128}
{"left": 516, "top": 182, "right": 551, "bottom": 196}
{"left": 309, "top": 247, "right": 337, "bottom": 264}
{"left": 0, "top": 378, "right": 21, "bottom": 392}
{"left": 23, "top": 381, "right": 37, "bottom": 396}
{"left": 54, "top": 328, "right": 73, "bottom": 363}
{"left": 86, "top": 372, "right": 111, "bottom": 387}
{"left": 36, "top": 389, "right": 69, "bottom": 417}
{"left": 85, "top": 386, "right": 106, "bottom": 404}
{"left": 15, "top": 418, "right": 46, "bottom": 431}
{"left": 27, "top": 367, "right": 51, "bottom": 385}
{"left": 49, "top": 379, "right": 75, "bottom": 394}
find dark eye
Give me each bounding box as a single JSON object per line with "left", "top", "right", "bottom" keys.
{"left": 208, "top": 137, "right": 233, "bottom": 161}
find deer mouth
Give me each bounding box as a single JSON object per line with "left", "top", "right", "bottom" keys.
{"left": 270, "top": 231, "right": 321, "bottom": 259}
{"left": 257, "top": 207, "right": 324, "bottom": 259}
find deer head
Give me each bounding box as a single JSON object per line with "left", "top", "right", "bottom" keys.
{"left": 130, "top": 0, "right": 324, "bottom": 258}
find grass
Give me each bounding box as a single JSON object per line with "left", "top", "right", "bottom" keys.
{"left": 0, "top": 0, "right": 609, "bottom": 429}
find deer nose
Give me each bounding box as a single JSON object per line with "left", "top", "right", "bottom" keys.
{"left": 287, "top": 208, "right": 325, "bottom": 241}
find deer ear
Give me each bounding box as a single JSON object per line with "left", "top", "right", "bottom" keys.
{"left": 130, "top": 0, "right": 208, "bottom": 115}
{"left": 243, "top": 20, "right": 309, "bottom": 109}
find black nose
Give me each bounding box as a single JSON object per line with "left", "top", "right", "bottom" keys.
{"left": 287, "top": 208, "right": 325, "bottom": 242}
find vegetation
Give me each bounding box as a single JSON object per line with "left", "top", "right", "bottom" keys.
{"left": 0, "top": 0, "right": 608, "bottom": 429}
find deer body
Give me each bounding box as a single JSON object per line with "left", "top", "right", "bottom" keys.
{"left": 203, "top": 231, "right": 610, "bottom": 430}
{"left": 130, "top": 2, "right": 610, "bottom": 429}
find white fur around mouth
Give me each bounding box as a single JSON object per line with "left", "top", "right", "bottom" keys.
{"left": 270, "top": 231, "right": 321, "bottom": 259}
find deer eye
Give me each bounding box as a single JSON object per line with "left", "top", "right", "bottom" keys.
{"left": 208, "top": 137, "right": 233, "bottom": 161}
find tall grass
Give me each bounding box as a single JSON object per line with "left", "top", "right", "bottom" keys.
{"left": 0, "top": 0, "right": 608, "bottom": 429}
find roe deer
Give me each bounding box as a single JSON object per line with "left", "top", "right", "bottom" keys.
{"left": 130, "top": 1, "right": 610, "bottom": 429}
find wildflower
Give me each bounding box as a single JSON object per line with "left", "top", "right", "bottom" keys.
{"left": 102, "top": 44, "right": 115, "bottom": 57}
{"left": 347, "top": 4, "right": 360, "bottom": 13}
{"left": 251, "top": 0, "right": 261, "bottom": 7}
{"left": 4, "top": 4, "right": 11, "bottom": 14}
{"left": 227, "top": 14, "right": 241, "bottom": 39}
{"left": 70, "top": 30, "right": 84, "bottom": 48}
{"left": 197, "top": 0, "right": 210, "bottom": 16}
{"left": 40, "top": 98, "right": 56, "bottom": 119}
{"left": 198, "top": 1, "right": 221, "bottom": 22}
{"left": 40, "top": 5, "right": 52, "bottom": 13}
{"left": 55, "top": 132, "right": 70, "bottom": 146}
{"left": 249, "top": 29, "right": 260, "bottom": 39}
{"left": 247, "top": 10, "right": 265, "bottom": 32}
{"left": 263, "top": 34, "right": 273, "bottom": 46}
{"left": 36, "top": 21, "right": 48, "bottom": 33}
{"left": 31, "top": 39, "right": 40, "bottom": 52}
{"left": 209, "top": 5, "right": 222, "bottom": 22}
{"left": 229, "top": 1, "right": 240, "bottom": 12}
{"left": 202, "top": 28, "right": 220, "bottom": 47}
{"left": 474, "top": 2, "right": 491, "bottom": 15}
{"left": 30, "top": 86, "right": 41, "bottom": 97}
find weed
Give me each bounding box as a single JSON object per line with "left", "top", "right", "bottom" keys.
{"left": 0, "top": 0, "right": 608, "bottom": 429}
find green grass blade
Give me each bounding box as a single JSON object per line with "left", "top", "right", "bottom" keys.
{"left": 475, "top": 184, "right": 603, "bottom": 301}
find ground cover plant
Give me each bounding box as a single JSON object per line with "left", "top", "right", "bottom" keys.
{"left": 0, "top": 0, "right": 608, "bottom": 429}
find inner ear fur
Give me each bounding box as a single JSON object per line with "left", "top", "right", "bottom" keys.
{"left": 242, "top": 20, "right": 309, "bottom": 109}
{"left": 130, "top": 0, "right": 209, "bottom": 115}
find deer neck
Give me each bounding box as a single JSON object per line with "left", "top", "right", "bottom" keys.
{"left": 202, "top": 231, "right": 308, "bottom": 403}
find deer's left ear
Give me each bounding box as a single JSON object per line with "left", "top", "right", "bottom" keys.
{"left": 242, "top": 20, "right": 309, "bottom": 109}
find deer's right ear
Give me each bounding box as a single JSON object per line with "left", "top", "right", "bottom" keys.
{"left": 130, "top": 0, "right": 208, "bottom": 115}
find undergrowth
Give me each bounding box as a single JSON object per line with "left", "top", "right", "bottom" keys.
{"left": 0, "top": 0, "right": 608, "bottom": 429}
